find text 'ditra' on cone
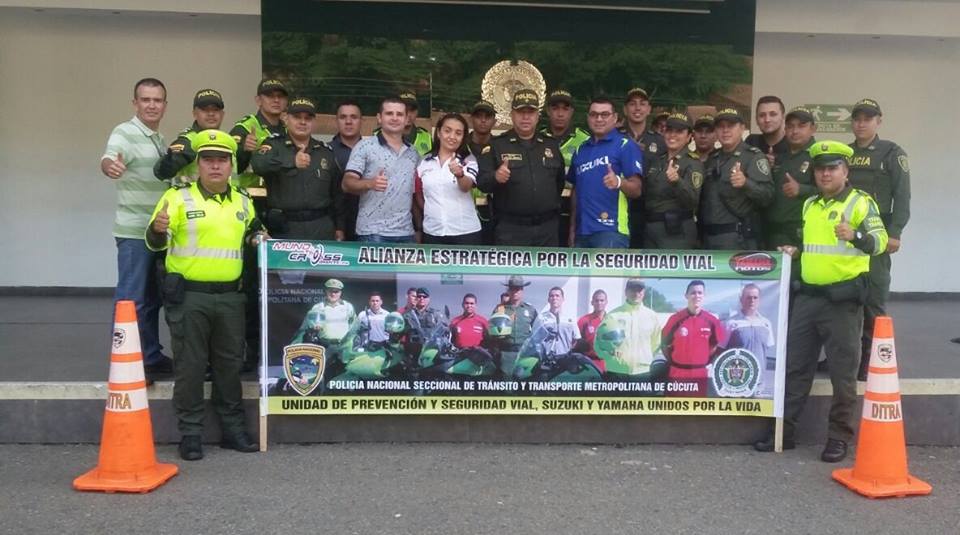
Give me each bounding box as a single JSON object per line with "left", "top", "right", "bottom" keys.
{"left": 832, "top": 316, "right": 931, "bottom": 498}
{"left": 73, "top": 300, "right": 178, "bottom": 493}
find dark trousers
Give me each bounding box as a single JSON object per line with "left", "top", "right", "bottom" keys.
{"left": 423, "top": 231, "right": 483, "bottom": 246}
{"left": 783, "top": 292, "right": 862, "bottom": 443}
{"left": 114, "top": 238, "right": 164, "bottom": 364}
{"left": 643, "top": 220, "right": 698, "bottom": 249}
{"left": 167, "top": 290, "right": 247, "bottom": 437}
{"left": 703, "top": 232, "right": 758, "bottom": 251}
{"left": 495, "top": 219, "right": 559, "bottom": 247}
{"left": 860, "top": 253, "right": 891, "bottom": 373}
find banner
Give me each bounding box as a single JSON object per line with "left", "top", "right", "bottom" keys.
{"left": 260, "top": 242, "right": 789, "bottom": 417}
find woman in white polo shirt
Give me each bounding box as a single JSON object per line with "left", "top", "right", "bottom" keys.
{"left": 414, "top": 113, "right": 482, "bottom": 245}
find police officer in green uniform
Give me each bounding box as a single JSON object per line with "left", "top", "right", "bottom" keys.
{"left": 701, "top": 108, "right": 774, "bottom": 249}
{"left": 764, "top": 106, "right": 818, "bottom": 251}
{"left": 468, "top": 100, "right": 498, "bottom": 245}
{"left": 400, "top": 91, "right": 432, "bottom": 156}
{"left": 847, "top": 98, "right": 911, "bottom": 381}
{"left": 540, "top": 89, "right": 590, "bottom": 170}
{"left": 154, "top": 89, "right": 227, "bottom": 185}
{"left": 229, "top": 78, "right": 289, "bottom": 188}
{"left": 477, "top": 89, "right": 566, "bottom": 247}
{"left": 491, "top": 276, "right": 539, "bottom": 377}
{"left": 755, "top": 141, "right": 887, "bottom": 462}
{"left": 643, "top": 112, "right": 703, "bottom": 249}
{"left": 146, "top": 130, "right": 264, "bottom": 461}
{"left": 619, "top": 87, "right": 666, "bottom": 248}
{"left": 251, "top": 97, "right": 344, "bottom": 240}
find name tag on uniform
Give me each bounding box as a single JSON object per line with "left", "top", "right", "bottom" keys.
{"left": 502, "top": 153, "right": 522, "bottom": 162}
{"left": 186, "top": 210, "right": 206, "bottom": 219}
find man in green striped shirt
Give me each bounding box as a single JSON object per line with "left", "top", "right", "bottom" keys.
{"left": 100, "top": 77, "right": 172, "bottom": 375}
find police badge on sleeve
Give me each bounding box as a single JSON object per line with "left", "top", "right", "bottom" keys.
{"left": 710, "top": 348, "right": 760, "bottom": 398}
{"left": 283, "top": 344, "right": 326, "bottom": 396}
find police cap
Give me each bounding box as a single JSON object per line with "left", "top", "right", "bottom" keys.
{"left": 694, "top": 114, "right": 715, "bottom": 129}
{"left": 665, "top": 112, "right": 691, "bottom": 130}
{"left": 399, "top": 91, "right": 419, "bottom": 109}
{"left": 808, "top": 140, "right": 854, "bottom": 167}
{"left": 511, "top": 89, "right": 540, "bottom": 110}
{"left": 257, "top": 78, "right": 288, "bottom": 96}
{"left": 287, "top": 97, "right": 317, "bottom": 116}
{"left": 714, "top": 108, "right": 745, "bottom": 125}
{"left": 546, "top": 89, "right": 573, "bottom": 107}
{"left": 324, "top": 278, "right": 344, "bottom": 290}
{"left": 852, "top": 98, "right": 882, "bottom": 117}
{"left": 471, "top": 100, "right": 496, "bottom": 115}
{"left": 785, "top": 106, "right": 816, "bottom": 123}
{"left": 193, "top": 88, "right": 224, "bottom": 110}
{"left": 625, "top": 87, "right": 649, "bottom": 102}
{"left": 415, "top": 287, "right": 430, "bottom": 297}
{"left": 193, "top": 129, "right": 237, "bottom": 156}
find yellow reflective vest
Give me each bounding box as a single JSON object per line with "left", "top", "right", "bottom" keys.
{"left": 146, "top": 182, "right": 255, "bottom": 282}
{"left": 800, "top": 186, "right": 888, "bottom": 285}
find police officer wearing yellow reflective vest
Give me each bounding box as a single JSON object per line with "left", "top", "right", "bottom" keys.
{"left": 146, "top": 130, "right": 266, "bottom": 461}
{"left": 754, "top": 141, "right": 887, "bottom": 463}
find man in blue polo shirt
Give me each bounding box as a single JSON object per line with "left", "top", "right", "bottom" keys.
{"left": 567, "top": 97, "right": 644, "bottom": 248}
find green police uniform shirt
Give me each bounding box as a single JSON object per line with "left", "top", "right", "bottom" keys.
{"left": 229, "top": 112, "right": 286, "bottom": 185}
{"left": 644, "top": 150, "right": 704, "bottom": 215}
{"left": 701, "top": 141, "right": 775, "bottom": 226}
{"left": 846, "top": 136, "right": 910, "bottom": 239}
{"left": 492, "top": 301, "right": 538, "bottom": 349}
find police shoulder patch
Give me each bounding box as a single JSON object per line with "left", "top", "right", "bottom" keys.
{"left": 173, "top": 182, "right": 191, "bottom": 190}
{"left": 481, "top": 145, "right": 491, "bottom": 155}
{"left": 169, "top": 143, "right": 185, "bottom": 152}
{"left": 897, "top": 154, "right": 909, "bottom": 173}
{"left": 756, "top": 158, "right": 770, "bottom": 175}
{"left": 745, "top": 145, "right": 762, "bottom": 153}
{"left": 692, "top": 171, "right": 704, "bottom": 189}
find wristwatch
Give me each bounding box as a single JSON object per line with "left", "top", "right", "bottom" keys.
{"left": 854, "top": 230, "right": 863, "bottom": 241}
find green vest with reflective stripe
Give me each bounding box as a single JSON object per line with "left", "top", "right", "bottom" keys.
{"left": 800, "top": 188, "right": 887, "bottom": 286}
{"left": 234, "top": 115, "right": 275, "bottom": 188}
{"left": 413, "top": 127, "right": 432, "bottom": 156}
{"left": 147, "top": 182, "right": 254, "bottom": 282}
{"left": 559, "top": 127, "right": 591, "bottom": 170}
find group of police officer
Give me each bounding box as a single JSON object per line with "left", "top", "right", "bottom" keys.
{"left": 105, "top": 74, "right": 908, "bottom": 463}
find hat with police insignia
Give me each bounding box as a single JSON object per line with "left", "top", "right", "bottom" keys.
{"left": 257, "top": 78, "right": 288, "bottom": 96}
{"left": 665, "top": 112, "right": 692, "bottom": 130}
{"left": 503, "top": 275, "right": 531, "bottom": 288}
{"left": 714, "top": 108, "right": 745, "bottom": 124}
{"left": 694, "top": 114, "right": 715, "bottom": 128}
{"left": 193, "top": 89, "right": 224, "bottom": 110}
{"left": 808, "top": 140, "right": 854, "bottom": 167}
{"left": 852, "top": 98, "right": 882, "bottom": 117}
{"left": 193, "top": 129, "right": 237, "bottom": 155}
{"left": 511, "top": 89, "right": 540, "bottom": 110}
{"left": 415, "top": 287, "right": 431, "bottom": 297}
{"left": 324, "top": 278, "right": 344, "bottom": 290}
{"left": 471, "top": 99, "right": 496, "bottom": 115}
{"left": 546, "top": 89, "right": 573, "bottom": 106}
{"left": 625, "top": 87, "right": 649, "bottom": 101}
{"left": 287, "top": 97, "right": 317, "bottom": 115}
{"left": 785, "top": 106, "right": 815, "bottom": 123}
{"left": 399, "top": 91, "right": 419, "bottom": 109}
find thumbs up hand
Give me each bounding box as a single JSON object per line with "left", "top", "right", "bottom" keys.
{"left": 448, "top": 157, "right": 464, "bottom": 178}
{"left": 602, "top": 164, "right": 620, "bottom": 190}
{"left": 244, "top": 127, "right": 259, "bottom": 152}
{"left": 107, "top": 153, "right": 127, "bottom": 178}
{"left": 295, "top": 143, "right": 311, "bottom": 169}
{"left": 371, "top": 168, "right": 389, "bottom": 192}
{"left": 495, "top": 158, "right": 511, "bottom": 183}
{"left": 666, "top": 158, "right": 680, "bottom": 183}
{"left": 834, "top": 214, "right": 855, "bottom": 241}
{"left": 729, "top": 161, "right": 746, "bottom": 188}
{"left": 782, "top": 172, "right": 800, "bottom": 198}
{"left": 152, "top": 200, "right": 170, "bottom": 234}
{"left": 766, "top": 145, "right": 776, "bottom": 166}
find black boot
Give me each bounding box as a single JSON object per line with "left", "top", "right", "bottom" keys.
{"left": 220, "top": 432, "right": 258, "bottom": 453}
{"left": 179, "top": 435, "right": 203, "bottom": 461}
{"left": 820, "top": 438, "right": 848, "bottom": 463}
{"left": 753, "top": 434, "right": 795, "bottom": 452}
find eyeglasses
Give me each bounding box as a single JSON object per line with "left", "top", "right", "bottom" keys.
{"left": 588, "top": 111, "right": 614, "bottom": 119}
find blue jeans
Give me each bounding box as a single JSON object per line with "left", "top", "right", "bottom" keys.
{"left": 114, "top": 238, "right": 164, "bottom": 364}
{"left": 357, "top": 234, "right": 416, "bottom": 244}
{"left": 575, "top": 232, "right": 629, "bottom": 249}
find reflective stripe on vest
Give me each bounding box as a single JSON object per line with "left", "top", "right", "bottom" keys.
{"left": 800, "top": 189, "right": 871, "bottom": 285}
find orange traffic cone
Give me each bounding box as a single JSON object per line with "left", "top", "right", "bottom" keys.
{"left": 73, "top": 300, "right": 178, "bottom": 493}
{"left": 832, "top": 316, "right": 931, "bottom": 498}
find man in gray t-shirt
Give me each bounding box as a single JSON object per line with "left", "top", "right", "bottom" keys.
{"left": 343, "top": 96, "right": 420, "bottom": 242}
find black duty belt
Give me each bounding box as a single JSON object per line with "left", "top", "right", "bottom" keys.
{"left": 669, "top": 362, "right": 707, "bottom": 370}
{"left": 498, "top": 211, "right": 559, "bottom": 226}
{"left": 279, "top": 207, "right": 332, "bottom": 222}
{"left": 703, "top": 222, "right": 740, "bottom": 235}
{"left": 184, "top": 279, "right": 241, "bottom": 294}
{"left": 646, "top": 210, "right": 693, "bottom": 223}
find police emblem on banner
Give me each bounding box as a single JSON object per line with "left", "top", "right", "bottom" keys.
{"left": 283, "top": 344, "right": 326, "bottom": 396}
{"left": 711, "top": 348, "right": 760, "bottom": 397}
